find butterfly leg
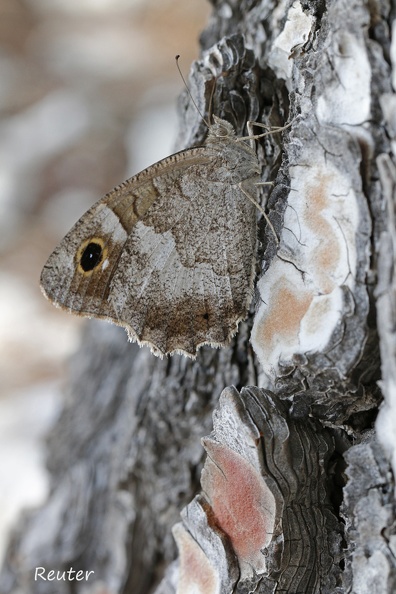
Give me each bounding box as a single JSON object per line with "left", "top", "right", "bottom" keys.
{"left": 239, "top": 181, "right": 279, "bottom": 244}
{"left": 240, "top": 120, "right": 293, "bottom": 149}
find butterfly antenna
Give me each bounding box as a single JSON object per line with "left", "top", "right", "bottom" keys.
{"left": 175, "top": 55, "right": 210, "bottom": 129}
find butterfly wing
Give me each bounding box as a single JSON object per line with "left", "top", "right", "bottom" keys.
{"left": 40, "top": 141, "right": 258, "bottom": 357}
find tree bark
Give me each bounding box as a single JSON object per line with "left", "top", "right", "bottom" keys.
{"left": 1, "top": 0, "right": 395, "bottom": 593}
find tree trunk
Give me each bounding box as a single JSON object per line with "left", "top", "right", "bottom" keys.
{"left": 1, "top": 0, "right": 395, "bottom": 593}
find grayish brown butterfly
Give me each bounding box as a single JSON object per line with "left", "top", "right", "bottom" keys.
{"left": 40, "top": 115, "right": 285, "bottom": 358}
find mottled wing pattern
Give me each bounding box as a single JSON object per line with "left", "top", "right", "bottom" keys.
{"left": 40, "top": 121, "right": 260, "bottom": 357}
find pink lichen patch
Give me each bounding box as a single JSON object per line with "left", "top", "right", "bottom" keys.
{"left": 173, "top": 523, "right": 220, "bottom": 594}
{"left": 201, "top": 439, "right": 276, "bottom": 573}
{"left": 255, "top": 277, "right": 313, "bottom": 353}
{"left": 302, "top": 172, "right": 341, "bottom": 293}
{"left": 252, "top": 153, "right": 360, "bottom": 376}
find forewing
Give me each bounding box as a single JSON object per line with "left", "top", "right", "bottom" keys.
{"left": 40, "top": 145, "right": 257, "bottom": 357}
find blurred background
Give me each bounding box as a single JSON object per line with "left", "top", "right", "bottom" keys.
{"left": 0, "top": 0, "right": 210, "bottom": 565}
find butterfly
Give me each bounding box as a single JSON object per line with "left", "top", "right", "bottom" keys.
{"left": 40, "top": 115, "right": 282, "bottom": 358}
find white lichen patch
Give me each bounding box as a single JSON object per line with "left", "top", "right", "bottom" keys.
{"left": 252, "top": 157, "right": 360, "bottom": 379}
{"left": 284, "top": 161, "right": 359, "bottom": 288}
{"left": 316, "top": 30, "right": 371, "bottom": 127}
{"left": 268, "top": 0, "right": 315, "bottom": 83}
{"left": 173, "top": 522, "right": 221, "bottom": 594}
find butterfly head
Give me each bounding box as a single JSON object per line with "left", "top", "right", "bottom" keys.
{"left": 208, "top": 116, "right": 236, "bottom": 140}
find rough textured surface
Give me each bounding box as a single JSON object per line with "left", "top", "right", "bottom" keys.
{"left": 0, "top": 321, "right": 255, "bottom": 594}
{"left": 165, "top": 387, "right": 341, "bottom": 594}
{"left": 1, "top": 0, "right": 396, "bottom": 593}
{"left": 341, "top": 436, "right": 396, "bottom": 593}
{"left": 251, "top": 0, "right": 379, "bottom": 424}
{"left": 375, "top": 16, "right": 396, "bottom": 484}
